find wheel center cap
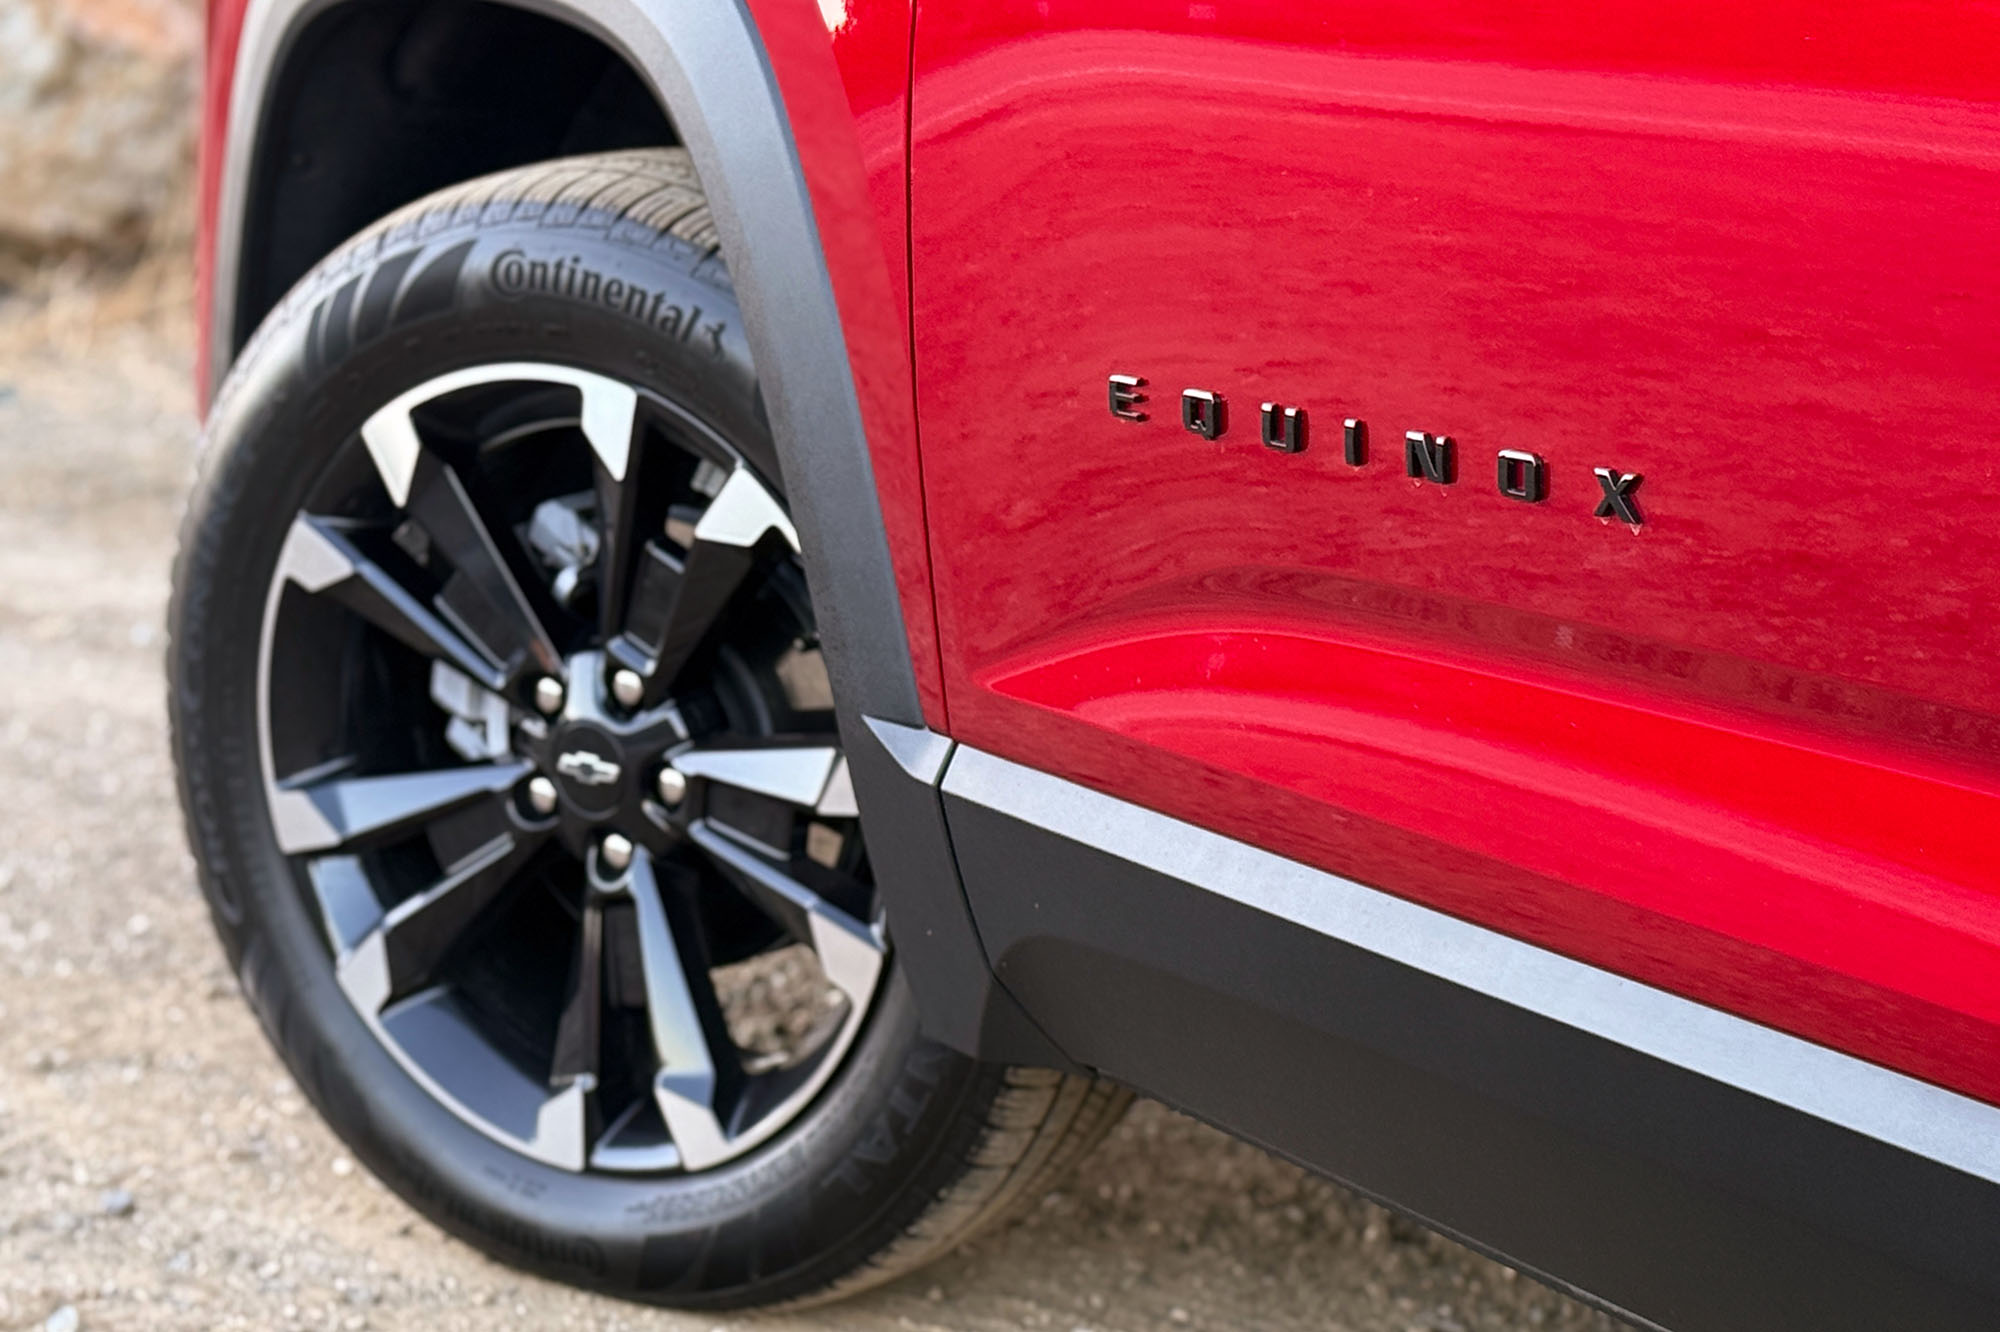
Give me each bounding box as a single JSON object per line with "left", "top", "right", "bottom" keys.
{"left": 550, "top": 723, "right": 626, "bottom": 816}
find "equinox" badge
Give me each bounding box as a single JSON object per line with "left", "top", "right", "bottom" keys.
{"left": 1106, "top": 374, "right": 1645, "bottom": 527}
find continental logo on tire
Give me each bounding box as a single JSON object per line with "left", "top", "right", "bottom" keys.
{"left": 490, "top": 248, "right": 726, "bottom": 356}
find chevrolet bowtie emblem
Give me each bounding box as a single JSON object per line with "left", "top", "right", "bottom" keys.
{"left": 555, "top": 750, "right": 622, "bottom": 787}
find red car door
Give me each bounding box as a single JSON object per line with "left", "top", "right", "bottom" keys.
{"left": 908, "top": 0, "right": 2000, "bottom": 1104}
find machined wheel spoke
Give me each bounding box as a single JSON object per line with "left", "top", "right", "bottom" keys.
{"left": 616, "top": 849, "right": 739, "bottom": 1170}
{"left": 591, "top": 444, "right": 652, "bottom": 652}
{"left": 404, "top": 453, "right": 563, "bottom": 678}
{"left": 334, "top": 827, "right": 548, "bottom": 1012}
{"left": 276, "top": 516, "right": 507, "bottom": 691}
{"left": 688, "top": 821, "right": 885, "bottom": 1005}
{"left": 270, "top": 760, "right": 532, "bottom": 855}
{"left": 674, "top": 743, "right": 848, "bottom": 811}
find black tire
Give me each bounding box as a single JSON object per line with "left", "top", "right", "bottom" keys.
{"left": 169, "top": 148, "right": 1129, "bottom": 1309}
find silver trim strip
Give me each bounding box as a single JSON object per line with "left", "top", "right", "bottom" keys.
{"left": 941, "top": 745, "right": 2000, "bottom": 1187}
{"left": 864, "top": 716, "right": 953, "bottom": 785}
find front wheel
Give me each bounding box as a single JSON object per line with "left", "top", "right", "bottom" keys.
{"left": 169, "top": 149, "right": 1128, "bottom": 1308}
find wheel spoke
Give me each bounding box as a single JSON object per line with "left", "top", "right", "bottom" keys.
{"left": 674, "top": 743, "right": 844, "bottom": 810}
{"left": 269, "top": 760, "right": 532, "bottom": 855}
{"left": 574, "top": 366, "right": 648, "bottom": 648}
{"left": 613, "top": 534, "right": 754, "bottom": 700}
{"left": 612, "top": 467, "right": 801, "bottom": 706}
{"left": 276, "top": 516, "right": 507, "bottom": 691}
{"left": 359, "top": 382, "right": 566, "bottom": 680}
{"left": 529, "top": 1079, "right": 593, "bottom": 1173}
{"left": 591, "top": 449, "right": 650, "bottom": 652}
{"left": 405, "top": 453, "right": 563, "bottom": 678}
{"left": 331, "top": 827, "right": 547, "bottom": 1012}
{"left": 615, "top": 849, "right": 739, "bottom": 1170}
{"left": 816, "top": 754, "right": 859, "bottom": 817}
{"left": 687, "top": 821, "right": 885, "bottom": 1005}
{"left": 549, "top": 896, "right": 606, "bottom": 1091}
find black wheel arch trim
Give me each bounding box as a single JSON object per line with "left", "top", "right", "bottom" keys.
{"left": 208, "top": 0, "right": 1059, "bottom": 1063}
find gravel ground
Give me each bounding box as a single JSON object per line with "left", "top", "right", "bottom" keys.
{"left": 0, "top": 293, "right": 1621, "bottom": 1332}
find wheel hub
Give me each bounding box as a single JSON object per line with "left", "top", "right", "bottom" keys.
{"left": 551, "top": 731, "right": 625, "bottom": 812}
{"left": 521, "top": 650, "right": 685, "bottom": 846}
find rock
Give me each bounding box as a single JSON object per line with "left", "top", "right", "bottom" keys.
{"left": 97, "top": 1187, "right": 133, "bottom": 1217}
{"left": 0, "top": 0, "right": 196, "bottom": 262}
{"left": 44, "top": 1306, "right": 79, "bottom": 1332}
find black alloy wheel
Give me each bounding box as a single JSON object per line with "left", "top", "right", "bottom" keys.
{"left": 261, "top": 359, "right": 883, "bottom": 1174}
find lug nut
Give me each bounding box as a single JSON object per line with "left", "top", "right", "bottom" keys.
{"left": 526, "top": 775, "right": 558, "bottom": 816}
{"left": 610, "top": 668, "right": 645, "bottom": 709}
{"left": 533, "top": 676, "right": 565, "bottom": 716}
{"left": 599, "top": 832, "right": 635, "bottom": 873}
{"left": 655, "top": 765, "right": 688, "bottom": 807}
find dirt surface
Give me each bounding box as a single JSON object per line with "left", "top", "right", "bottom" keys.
{"left": 0, "top": 0, "right": 196, "bottom": 264}
{"left": 0, "top": 293, "right": 1621, "bottom": 1332}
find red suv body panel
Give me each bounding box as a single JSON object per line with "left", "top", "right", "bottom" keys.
{"left": 906, "top": 0, "right": 2000, "bottom": 1107}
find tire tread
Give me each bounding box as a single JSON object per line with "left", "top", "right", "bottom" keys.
{"left": 790, "top": 1068, "right": 1133, "bottom": 1308}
